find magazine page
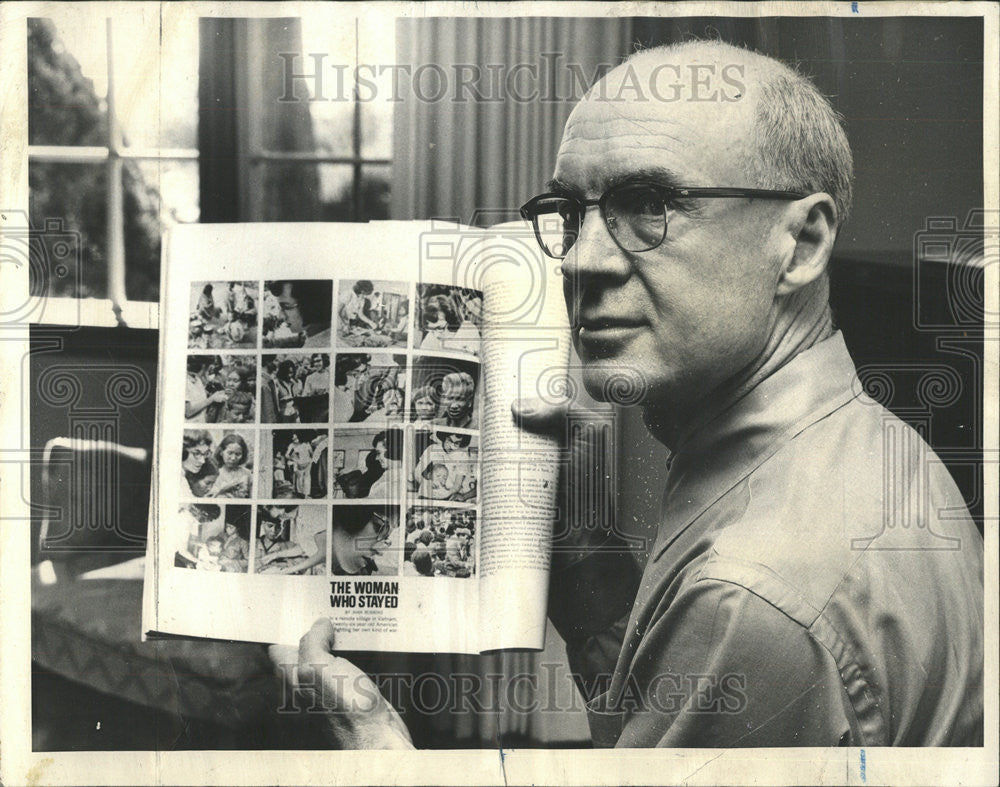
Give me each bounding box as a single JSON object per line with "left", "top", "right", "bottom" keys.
{"left": 476, "top": 223, "right": 572, "bottom": 652}
{"left": 146, "top": 221, "right": 489, "bottom": 652}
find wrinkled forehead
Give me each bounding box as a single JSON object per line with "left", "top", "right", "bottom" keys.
{"left": 555, "top": 53, "right": 760, "bottom": 194}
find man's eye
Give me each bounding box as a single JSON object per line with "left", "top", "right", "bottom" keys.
{"left": 616, "top": 189, "right": 664, "bottom": 217}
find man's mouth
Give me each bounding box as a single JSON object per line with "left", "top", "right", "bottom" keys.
{"left": 577, "top": 311, "right": 644, "bottom": 331}
{"left": 575, "top": 316, "right": 644, "bottom": 354}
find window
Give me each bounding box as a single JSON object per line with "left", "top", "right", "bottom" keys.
{"left": 28, "top": 11, "right": 396, "bottom": 326}
{"left": 28, "top": 11, "right": 199, "bottom": 324}
{"left": 198, "top": 15, "right": 394, "bottom": 223}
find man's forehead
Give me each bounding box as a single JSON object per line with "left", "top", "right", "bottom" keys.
{"left": 553, "top": 54, "right": 758, "bottom": 193}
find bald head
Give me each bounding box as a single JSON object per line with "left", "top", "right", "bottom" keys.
{"left": 570, "top": 40, "right": 853, "bottom": 229}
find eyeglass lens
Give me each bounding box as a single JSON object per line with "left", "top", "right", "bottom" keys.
{"left": 530, "top": 197, "right": 580, "bottom": 260}
{"left": 529, "top": 184, "right": 669, "bottom": 259}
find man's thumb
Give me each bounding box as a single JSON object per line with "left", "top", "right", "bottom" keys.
{"left": 511, "top": 396, "right": 568, "bottom": 435}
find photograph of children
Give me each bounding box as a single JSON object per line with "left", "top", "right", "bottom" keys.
{"left": 260, "top": 353, "right": 330, "bottom": 424}
{"left": 403, "top": 507, "right": 476, "bottom": 578}
{"left": 336, "top": 279, "right": 410, "bottom": 348}
{"left": 173, "top": 503, "right": 251, "bottom": 574}
{"left": 330, "top": 505, "right": 399, "bottom": 576}
{"left": 331, "top": 427, "right": 404, "bottom": 500}
{"left": 255, "top": 504, "right": 328, "bottom": 576}
{"left": 410, "top": 356, "right": 481, "bottom": 430}
{"left": 258, "top": 429, "right": 329, "bottom": 499}
{"left": 185, "top": 355, "right": 257, "bottom": 424}
{"left": 416, "top": 285, "right": 483, "bottom": 357}
{"left": 181, "top": 429, "right": 255, "bottom": 499}
{"left": 331, "top": 353, "right": 407, "bottom": 424}
{"left": 408, "top": 430, "right": 479, "bottom": 504}
{"left": 188, "top": 281, "right": 259, "bottom": 350}
{"left": 262, "top": 280, "right": 333, "bottom": 348}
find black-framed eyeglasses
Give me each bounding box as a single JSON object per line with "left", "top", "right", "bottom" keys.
{"left": 519, "top": 182, "right": 808, "bottom": 259}
{"left": 370, "top": 512, "right": 391, "bottom": 542}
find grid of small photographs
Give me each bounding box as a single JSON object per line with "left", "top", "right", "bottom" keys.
{"left": 179, "top": 277, "right": 484, "bottom": 580}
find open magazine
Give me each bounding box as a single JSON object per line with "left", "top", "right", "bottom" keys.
{"left": 142, "top": 221, "right": 571, "bottom": 653}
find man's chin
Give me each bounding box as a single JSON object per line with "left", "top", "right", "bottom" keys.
{"left": 579, "top": 362, "right": 651, "bottom": 407}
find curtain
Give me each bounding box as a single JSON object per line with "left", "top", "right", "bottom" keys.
{"left": 199, "top": 18, "right": 321, "bottom": 222}
{"left": 392, "top": 17, "right": 634, "bottom": 224}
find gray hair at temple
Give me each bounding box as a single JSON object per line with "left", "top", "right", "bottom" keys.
{"left": 625, "top": 40, "right": 854, "bottom": 229}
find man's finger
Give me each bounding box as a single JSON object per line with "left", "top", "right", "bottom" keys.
{"left": 299, "top": 616, "right": 338, "bottom": 666}
{"left": 267, "top": 644, "right": 299, "bottom": 676}
{"left": 511, "top": 396, "right": 569, "bottom": 435}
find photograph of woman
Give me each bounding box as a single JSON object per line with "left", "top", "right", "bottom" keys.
{"left": 175, "top": 504, "right": 251, "bottom": 574}
{"left": 204, "top": 433, "right": 253, "bottom": 498}
{"left": 260, "top": 353, "right": 330, "bottom": 424}
{"left": 336, "top": 279, "right": 410, "bottom": 348}
{"left": 181, "top": 430, "right": 218, "bottom": 497}
{"left": 332, "top": 428, "right": 403, "bottom": 500}
{"left": 329, "top": 505, "right": 398, "bottom": 576}
{"left": 410, "top": 357, "right": 480, "bottom": 430}
{"left": 255, "top": 504, "right": 328, "bottom": 576}
{"left": 188, "top": 281, "right": 258, "bottom": 350}
{"left": 258, "top": 429, "right": 329, "bottom": 499}
{"left": 416, "top": 285, "right": 484, "bottom": 357}
{"left": 409, "top": 430, "right": 478, "bottom": 504}
{"left": 331, "top": 353, "right": 407, "bottom": 423}
{"left": 262, "top": 280, "right": 333, "bottom": 348}
{"left": 185, "top": 355, "right": 256, "bottom": 424}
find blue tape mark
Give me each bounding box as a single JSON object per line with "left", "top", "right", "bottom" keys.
{"left": 860, "top": 748, "right": 867, "bottom": 783}
{"left": 851, "top": 1, "right": 859, "bottom": 12}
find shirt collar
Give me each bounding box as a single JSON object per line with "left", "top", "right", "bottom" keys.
{"left": 651, "top": 330, "right": 861, "bottom": 561}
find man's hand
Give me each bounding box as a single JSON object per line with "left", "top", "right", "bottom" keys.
{"left": 512, "top": 398, "right": 622, "bottom": 570}
{"left": 512, "top": 397, "right": 642, "bottom": 645}
{"left": 269, "top": 618, "right": 414, "bottom": 749}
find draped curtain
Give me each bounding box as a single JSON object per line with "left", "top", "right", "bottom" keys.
{"left": 392, "top": 17, "right": 635, "bottom": 224}
{"left": 200, "top": 18, "right": 321, "bottom": 222}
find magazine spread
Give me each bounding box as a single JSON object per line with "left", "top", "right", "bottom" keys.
{"left": 142, "top": 221, "right": 570, "bottom": 653}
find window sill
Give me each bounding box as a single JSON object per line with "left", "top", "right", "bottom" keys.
{"left": 28, "top": 297, "right": 159, "bottom": 331}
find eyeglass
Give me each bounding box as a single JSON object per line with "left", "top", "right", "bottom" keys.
{"left": 519, "top": 182, "right": 808, "bottom": 259}
{"left": 370, "top": 512, "right": 391, "bottom": 542}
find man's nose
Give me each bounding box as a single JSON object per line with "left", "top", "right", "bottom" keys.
{"left": 560, "top": 205, "right": 631, "bottom": 282}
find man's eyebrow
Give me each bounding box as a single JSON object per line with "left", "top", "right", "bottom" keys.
{"left": 604, "top": 167, "right": 685, "bottom": 191}
{"left": 545, "top": 178, "right": 582, "bottom": 197}
{"left": 546, "top": 167, "right": 686, "bottom": 197}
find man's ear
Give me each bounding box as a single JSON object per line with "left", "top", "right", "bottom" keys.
{"left": 776, "top": 193, "right": 837, "bottom": 296}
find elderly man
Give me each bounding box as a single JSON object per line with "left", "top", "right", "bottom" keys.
{"left": 273, "top": 40, "right": 983, "bottom": 748}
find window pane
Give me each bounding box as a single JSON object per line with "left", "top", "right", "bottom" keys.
{"left": 28, "top": 162, "right": 107, "bottom": 299}
{"left": 135, "top": 159, "right": 200, "bottom": 225}
{"left": 28, "top": 12, "right": 198, "bottom": 150}
{"left": 298, "top": 12, "right": 356, "bottom": 156}
{"left": 359, "top": 165, "right": 392, "bottom": 220}
{"left": 360, "top": 91, "right": 393, "bottom": 160}
{"left": 316, "top": 164, "right": 357, "bottom": 221}
{"left": 255, "top": 163, "right": 390, "bottom": 221}
{"left": 357, "top": 18, "right": 395, "bottom": 160}
{"left": 294, "top": 12, "right": 395, "bottom": 159}
{"left": 28, "top": 17, "right": 108, "bottom": 146}
{"left": 309, "top": 101, "right": 356, "bottom": 158}
{"left": 115, "top": 15, "right": 199, "bottom": 149}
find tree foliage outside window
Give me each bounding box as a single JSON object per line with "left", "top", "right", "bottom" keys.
{"left": 28, "top": 18, "right": 163, "bottom": 301}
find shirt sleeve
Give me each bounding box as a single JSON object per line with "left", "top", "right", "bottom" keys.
{"left": 603, "top": 579, "right": 855, "bottom": 748}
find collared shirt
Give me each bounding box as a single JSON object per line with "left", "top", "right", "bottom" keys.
{"left": 570, "top": 332, "right": 983, "bottom": 747}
